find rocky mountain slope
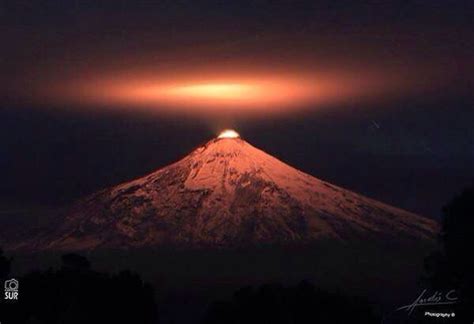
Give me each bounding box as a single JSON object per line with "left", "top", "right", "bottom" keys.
{"left": 18, "top": 134, "right": 438, "bottom": 250}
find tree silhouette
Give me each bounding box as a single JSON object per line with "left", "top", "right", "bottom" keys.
{"left": 202, "top": 281, "right": 379, "bottom": 324}
{"left": 61, "top": 253, "right": 91, "bottom": 271}
{"left": 441, "top": 186, "right": 474, "bottom": 280}
{"left": 0, "top": 252, "right": 159, "bottom": 324}
{"left": 424, "top": 185, "right": 474, "bottom": 322}
{"left": 0, "top": 248, "right": 12, "bottom": 279}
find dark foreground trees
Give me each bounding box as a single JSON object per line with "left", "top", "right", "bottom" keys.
{"left": 0, "top": 248, "right": 12, "bottom": 279}
{"left": 424, "top": 185, "right": 474, "bottom": 323}
{"left": 0, "top": 252, "right": 158, "bottom": 324}
{"left": 202, "top": 281, "right": 379, "bottom": 324}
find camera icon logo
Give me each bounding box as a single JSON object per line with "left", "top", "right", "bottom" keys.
{"left": 5, "top": 279, "right": 18, "bottom": 291}
{"left": 4, "top": 278, "right": 19, "bottom": 300}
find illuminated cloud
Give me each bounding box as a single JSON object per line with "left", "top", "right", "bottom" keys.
{"left": 44, "top": 68, "right": 417, "bottom": 118}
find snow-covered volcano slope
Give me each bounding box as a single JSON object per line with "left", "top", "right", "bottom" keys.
{"left": 24, "top": 137, "right": 438, "bottom": 250}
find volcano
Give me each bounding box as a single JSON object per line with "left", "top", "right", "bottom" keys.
{"left": 25, "top": 133, "right": 437, "bottom": 250}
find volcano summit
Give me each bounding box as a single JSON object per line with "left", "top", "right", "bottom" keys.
{"left": 26, "top": 132, "right": 437, "bottom": 250}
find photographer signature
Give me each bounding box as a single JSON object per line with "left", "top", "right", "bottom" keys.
{"left": 396, "top": 289, "right": 458, "bottom": 315}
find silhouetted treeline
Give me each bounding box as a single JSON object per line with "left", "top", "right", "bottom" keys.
{"left": 0, "top": 252, "right": 159, "bottom": 324}
{"left": 0, "top": 248, "right": 12, "bottom": 279}
{"left": 202, "top": 281, "right": 379, "bottom": 324}
{"left": 424, "top": 184, "right": 474, "bottom": 322}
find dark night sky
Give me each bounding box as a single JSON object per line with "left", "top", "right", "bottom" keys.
{"left": 1, "top": 0, "right": 473, "bottom": 219}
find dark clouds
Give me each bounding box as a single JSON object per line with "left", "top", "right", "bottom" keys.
{"left": 2, "top": 0, "right": 473, "bottom": 105}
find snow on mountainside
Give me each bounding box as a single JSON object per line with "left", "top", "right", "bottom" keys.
{"left": 20, "top": 136, "right": 438, "bottom": 250}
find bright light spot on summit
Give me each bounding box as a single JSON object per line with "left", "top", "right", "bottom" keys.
{"left": 218, "top": 129, "right": 240, "bottom": 139}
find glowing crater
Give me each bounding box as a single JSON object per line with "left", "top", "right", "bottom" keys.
{"left": 218, "top": 129, "right": 240, "bottom": 139}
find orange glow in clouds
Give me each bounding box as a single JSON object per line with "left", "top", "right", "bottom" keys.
{"left": 47, "top": 69, "right": 411, "bottom": 117}
{"left": 116, "top": 77, "right": 323, "bottom": 112}
{"left": 167, "top": 83, "right": 256, "bottom": 100}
